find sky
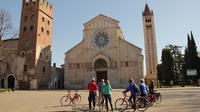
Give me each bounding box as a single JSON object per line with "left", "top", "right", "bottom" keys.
{"left": 0, "top": 0, "right": 200, "bottom": 67}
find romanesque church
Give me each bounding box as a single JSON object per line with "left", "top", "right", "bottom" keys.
{"left": 64, "top": 14, "right": 144, "bottom": 89}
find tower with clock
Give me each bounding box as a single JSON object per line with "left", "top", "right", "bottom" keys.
{"left": 64, "top": 14, "right": 144, "bottom": 89}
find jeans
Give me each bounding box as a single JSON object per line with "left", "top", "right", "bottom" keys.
{"left": 88, "top": 93, "right": 96, "bottom": 110}
{"left": 104, "top": 94, "right": 113, "bottom": 111}
{"left": 129, "top": 95, "right": 137, "bottom": 111}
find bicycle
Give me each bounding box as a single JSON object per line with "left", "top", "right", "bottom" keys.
{"left": 95, "top": 94, "right": 105, "bottom": 111}
{"left": 153, "top": 90, "right": 162, "bottom": 104}
{"left": 115, "top": 93, "right": 149, "bottom": 112}
{"left": 147, "top": 90, "right": 162, "bottom": 106}
{"left": 60, "top": 90, "right": 81, "bottom": 106}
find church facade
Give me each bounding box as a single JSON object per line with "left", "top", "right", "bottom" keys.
{"left": 64, "top": 14, "right": 144, "bottom": 89}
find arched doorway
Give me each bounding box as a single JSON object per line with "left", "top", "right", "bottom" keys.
{"left": 1, "top": 79, "right": 5, "bottom": 88}
{"left": 94, "top": 59, "right": 107, "bottom": 84}
{"left": 7, "top": 75, "right": 15, "bottom": 89}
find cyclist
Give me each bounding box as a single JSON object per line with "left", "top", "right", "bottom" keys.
{"left": 88, "top": 78, "right": 98, "bottom": 111}
{"left": 138, "top": 79, "right": 147, "bottom": 96}
{"left": 138, "top": 79, "right": 148, "bottom": 106}
{"left": 103, "top": 80, "right": 113, "bottom": 111}
{"left": 123, "top": 78, "right": 138, "bottom": 112}
{"left": 148, "top": 80, "right": 154, "bottom": 102}
{"left": 148, "top": 80, "right": 154, "bottom": 94}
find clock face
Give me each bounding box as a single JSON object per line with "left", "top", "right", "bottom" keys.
{"left": 92, "top": 32, "right": 110, "bottom": 49}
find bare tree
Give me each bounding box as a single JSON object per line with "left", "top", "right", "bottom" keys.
{"left": 0, "top": 9, "right": 18, "bottom": 40}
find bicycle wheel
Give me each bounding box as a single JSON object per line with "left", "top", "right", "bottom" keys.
{"left": 155, "top": 93, "right": 162, "bottom": 104}
{"left": 115, "top": 98, "right": 128, "bottom": 112}
{"left": 60, "top": 96, "right": 71, "bottom": 106}
{"left": 136, "top": 97, "right": 149, "bottom": 112}
{"left": 146, "top": 95, "right": 154, "bottom": 107}
{"left": 73, "top": 95, "right": 81, "bottom": 104}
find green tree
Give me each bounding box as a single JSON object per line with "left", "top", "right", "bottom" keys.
{"left": 184, "top": 32, "right": 199, "bottom": 84}
{"left": 157, "top": 64, "right": 163, "bottom": 82}
{"left": 161, "top": 48, "right": 174, "bottom": 85}
{"left": 166, "top": 44, "right": 184, "bottom": 82}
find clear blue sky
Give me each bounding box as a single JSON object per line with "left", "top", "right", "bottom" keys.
{"left": 0, "top": 0, "right": 200, "bottom": 67}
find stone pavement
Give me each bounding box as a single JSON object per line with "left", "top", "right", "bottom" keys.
{"left": 0, "top": 87, "right": 200, "bottom": 112}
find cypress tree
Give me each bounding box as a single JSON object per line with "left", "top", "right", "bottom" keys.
{"left": 184, "top": 32, "right": 199, "bottom": 84}
{"left": 161, "top": 48, "right": 174, "bottom": 85}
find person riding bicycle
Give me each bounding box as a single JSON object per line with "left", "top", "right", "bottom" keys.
{"left": 98, "top": 79, "right": 105, "bottom": 103}
{"left": 123, "top": 78, "right": 138, "bottom": 112}
{"left": 148, "top": 80, "right": 154, "bottom": 94}
{"left": 148, "top": 80, "right": 154, "bottom": 102}
{"left": 138, "top": 79, "right": 148, "bottom": 106}
{"left": 88, "top": 78, "right": 98, "bottom": 111}
{"left": 138, "top": 79, "right": 147, "bottom": 96}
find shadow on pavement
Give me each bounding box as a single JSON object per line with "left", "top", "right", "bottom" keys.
{"left": 48, "top": 104, "right": 109, "bottom": 112}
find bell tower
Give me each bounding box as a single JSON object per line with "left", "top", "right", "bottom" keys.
{"left": 17, "top": 0, "right": 53, "bottom": 89}
{"left": 142, "top": 4, "right": 158, "bottom": 84}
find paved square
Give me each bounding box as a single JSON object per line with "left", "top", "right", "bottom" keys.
{"left": 0, "top": 87, "right": 200, "bottom": 112}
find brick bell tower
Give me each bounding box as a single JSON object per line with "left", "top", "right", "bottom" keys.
{"left": 17, "top": 0, "right": 53, "bottom": 89}
{"left": 142, "top": 4, "right": 158, "bottom": 85}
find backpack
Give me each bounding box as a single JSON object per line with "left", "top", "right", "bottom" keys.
{"left": 134, "top": 84, "right": 139, "bottom": 93}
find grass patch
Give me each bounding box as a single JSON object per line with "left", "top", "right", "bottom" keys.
{"left": 0, "top": 88, "right": 13, "bottom": 93}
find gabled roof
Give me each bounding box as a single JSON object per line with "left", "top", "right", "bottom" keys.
{"left": 65, "top": 40, "right": 83, "bottom": 55}
{"left": 119, "top": 38, "right": 142, "bottom": 50}
{"left": 84, "top": 14, "right": 119, "bottom": 26}
{"left": 143, "top": 4, "right": 153, "bottom": 16}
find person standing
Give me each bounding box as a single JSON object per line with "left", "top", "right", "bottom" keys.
{"left": 88, "top": 78, "right": 98, "bottom": 111}
{"left": 103, "top": 80, "right": 113, "bottom": 111}
{"left": 123, "top": 78, "right": 138, "bottom": 112}
{"left": 98, "top": 79, "right": 105, "bottom": 99}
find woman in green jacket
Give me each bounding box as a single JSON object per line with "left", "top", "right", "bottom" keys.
{"left": 103, "top": 80, "right": 113, "bottom": 111}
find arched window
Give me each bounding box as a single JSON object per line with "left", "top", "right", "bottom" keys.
{"left": 30, "top": 25, "right": 33, "bottom": 31}
{"left": 41, "top": 27, "right": 44, "bottom": 32}
{"left": 23, "top": 26, "right": 27, "bottom": 32}
{"left": 47, "top": 30, "right": 49, "bottom": 35}
{"left": 42, "top": 17, "right": 45, "bottom": 22}
{"left": 31, "top": 15, "right": 34, "bottom": 20}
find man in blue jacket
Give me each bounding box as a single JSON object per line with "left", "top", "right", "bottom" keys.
{"left": 123, "top": 78, "right": 138, "bottom": 112}
{"left": 138, "top": 79, "right": 147, "bottom": 96}
{"left": 138, "top": 79, "right": 148, "bottom": 107}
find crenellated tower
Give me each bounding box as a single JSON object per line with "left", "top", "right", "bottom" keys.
{"left": 142, "top": 4, "right": 158, "bottom": 84}
{"left": 17, "top": 0, "right": 53, "bottom": 89}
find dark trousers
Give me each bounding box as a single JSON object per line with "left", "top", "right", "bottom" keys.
{"left": 88, "top": 93, "right": 96, "bottom": 110}
{"left": 104, "top": 94, "right": 113, "bottom": 111}
{"left": 141, "top": 94, "right": 147, "bottom": 107}
{"left": 129, "top": 95, "right": 137, "bottom": 111}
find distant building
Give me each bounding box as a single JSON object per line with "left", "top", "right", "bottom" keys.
{"left": 64, "top": 14, "right": 144, "bottom": 89}
{"left": 50, "top": 63, "right": 64, "bottom": 89}
{"left": 0, "top": 0, "right": 54, "bottom": 89}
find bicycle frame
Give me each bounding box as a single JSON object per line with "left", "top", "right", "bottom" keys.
{"left": 64, "top": 90, "right": 79, "bottom": 103}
